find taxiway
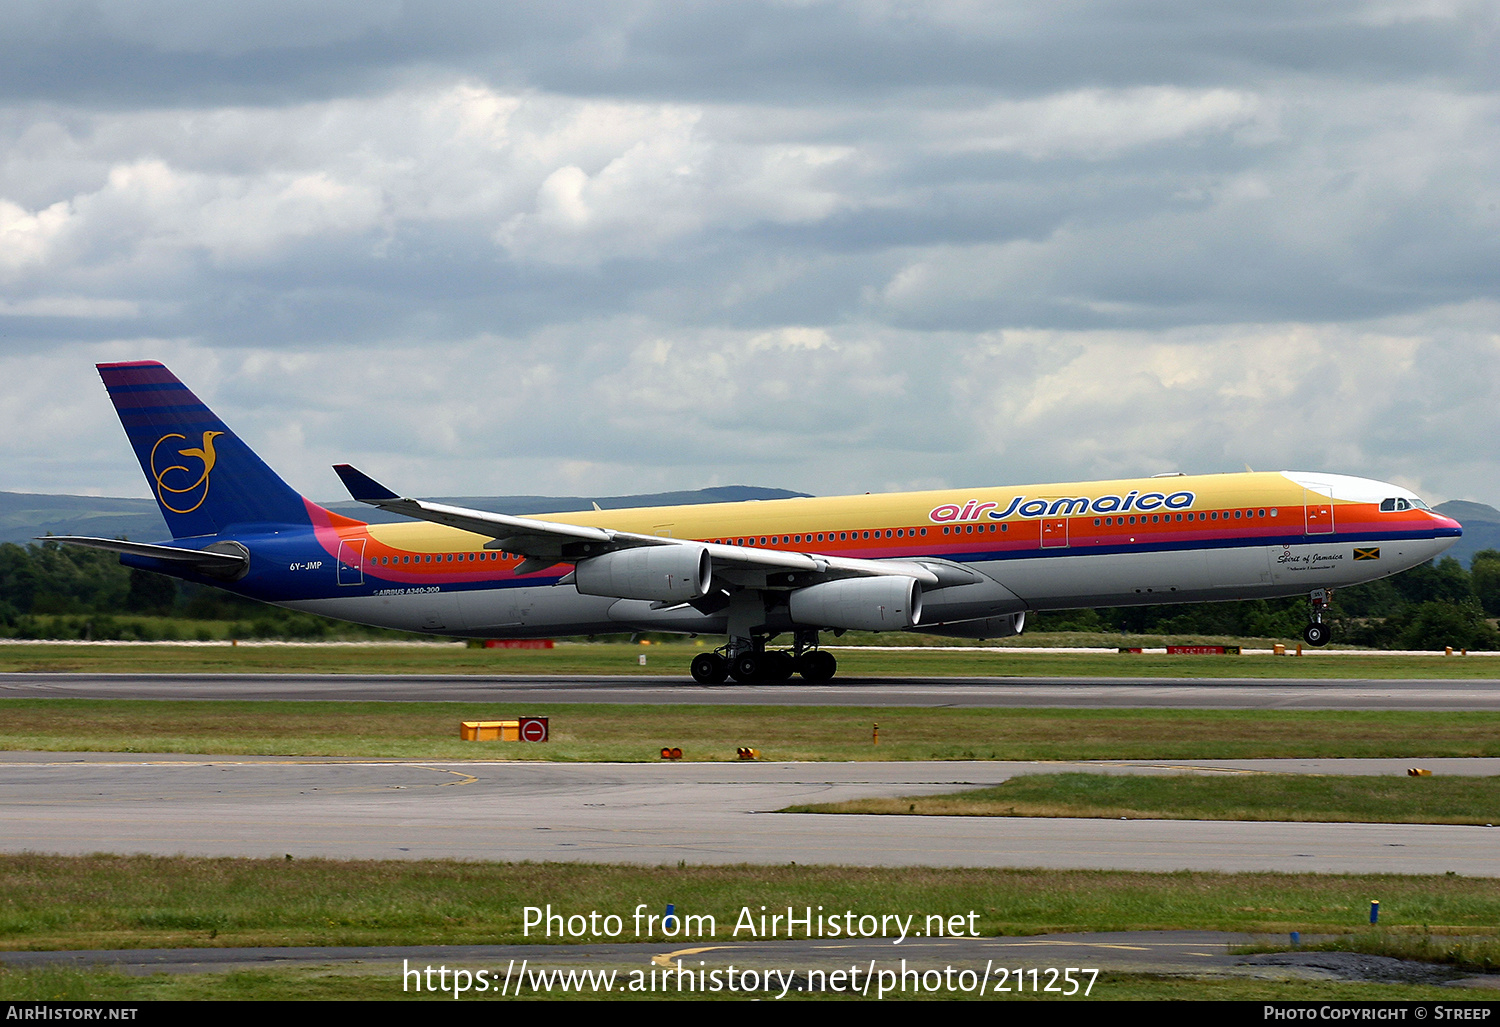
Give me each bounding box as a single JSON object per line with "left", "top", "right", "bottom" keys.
{"left": 1, "top": 754, "right": 1495, "bottom": 874}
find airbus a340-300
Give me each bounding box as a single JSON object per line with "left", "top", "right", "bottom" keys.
{"left": 54, "top": 361, "right": 1462, "bottom": 682}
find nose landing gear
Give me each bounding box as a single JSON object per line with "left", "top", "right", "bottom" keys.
{"left": 1303, "top": 588, "right": 1333, "bottom": 647}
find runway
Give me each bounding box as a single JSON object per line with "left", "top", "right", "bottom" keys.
{"left": 5, "top": 672, "right": 1497, "bottom": 877}
{"left": 5, "top": 671, "right": 1500, "bottom": 708}
{"left": 2, "top": 753, "right": 1496, "bottom": 874}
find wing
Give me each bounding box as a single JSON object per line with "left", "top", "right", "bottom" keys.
{"left": 332, "top": 464, "right": 949, "bottom": 591}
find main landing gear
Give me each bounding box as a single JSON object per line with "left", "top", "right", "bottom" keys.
{"left": 1303, "top": 588, "right": 1333, "bottom": 647}
{"left": 689, "top": 630, "right": 837, "bottom": 684}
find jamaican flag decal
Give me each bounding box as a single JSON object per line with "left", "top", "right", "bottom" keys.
{"left": 1353, "top": 547, "right": 1380, "bottom": 561}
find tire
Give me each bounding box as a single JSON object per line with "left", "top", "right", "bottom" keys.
{"left": 763, "top": 651, "right": 795, "bottom": 680}
{"left": 690, "top": 652, "right": 728, "bottom": 684}
{"left": 1303, "top": 622, "right": 1331, "bottom": 647}
{"left": 729, "top": 652, "right": 761, "bottom": 682}
{"left": 798, "top": 650, "right": 837, "bottom": 682}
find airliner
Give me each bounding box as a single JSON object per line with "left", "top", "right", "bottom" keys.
{"left": 54, "top": 361, "right": 1462, "bottom": 682}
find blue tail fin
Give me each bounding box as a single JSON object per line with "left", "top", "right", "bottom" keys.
{"left": 99, "top": 361, "right": 316, "bottom": 538}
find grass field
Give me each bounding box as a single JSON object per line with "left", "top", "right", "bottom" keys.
{"left": 5, "top": 699, "right": 1500, "bottom": 760}
{"left": 786, "top": 772, "right": 1500, "bottom": 824}
{"left": 4, "top": 855, "right": 1498, "bottom": 951}
{"left": 3, "top": 856, "right": 1498, "bottom": 1000}
{"left": 2, "top": 640, "right": 1498, "bottom": 678}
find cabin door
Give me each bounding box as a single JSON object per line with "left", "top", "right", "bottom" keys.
{"left": 1303, "top": 487, "right": 1335, "bottom": 535}
{"left": 336, "top": 538, "right": 366, "bottom": 585}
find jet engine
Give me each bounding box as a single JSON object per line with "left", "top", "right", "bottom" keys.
{"left": 787, "top": 576, "right": 922, "bottom": 631}
{"left": 574, "top": 545, "right": 712, "bottom": 602}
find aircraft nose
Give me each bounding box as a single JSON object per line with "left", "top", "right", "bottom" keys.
{"left": 1431, "top": 511, "right": 1463, "bottom": 536}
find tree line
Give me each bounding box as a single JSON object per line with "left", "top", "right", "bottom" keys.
{"left": 0, "top": 541, "right": 409, "bottom": 640}
{"left": 1, "top": 540, "right": 1497, "bottom": 648}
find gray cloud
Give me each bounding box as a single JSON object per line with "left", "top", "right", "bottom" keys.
{"left": 0, "top": 2, "right": 1493, "bottom": 106}
{"left": 0, "top": 2, "right": 1496, "bottom": 510}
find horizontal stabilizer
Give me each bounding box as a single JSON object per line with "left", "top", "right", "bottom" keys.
{"left": 47, "top": 536, "right": 249, "bottom": 578}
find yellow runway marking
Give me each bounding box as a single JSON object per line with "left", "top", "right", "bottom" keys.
{"left": 653, "top": 945, "right": 736, "bottom": 967}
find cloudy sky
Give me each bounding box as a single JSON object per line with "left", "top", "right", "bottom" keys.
{"left": 3, "top": 0, "right": 1497, "bottom": 509}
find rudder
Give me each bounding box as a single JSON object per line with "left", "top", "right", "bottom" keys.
{"left": 99, "top": 361, "right": 315, "bottom": 538}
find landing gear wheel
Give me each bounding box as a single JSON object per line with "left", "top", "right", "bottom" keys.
{"left": 690, "top": 652, "right": 728, "bottom": 684}
{"left": 763, "top": 651, "right": 795, "bottom": 681}
{"left": 797, "top": 650, "right": 837, "bottom": 682}
{"left": 729, "top": 652, "right": 761, "bottom": 682}
{"left": 1303, "top": 588, "right": 1333, "bottom": 648}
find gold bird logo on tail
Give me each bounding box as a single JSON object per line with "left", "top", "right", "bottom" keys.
{"left": 150, "top": 430, "right": 224, "bottom": 514}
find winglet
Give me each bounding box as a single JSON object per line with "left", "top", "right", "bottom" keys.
{"left": 333, "top": 464, "right": 401, "bottom": 504}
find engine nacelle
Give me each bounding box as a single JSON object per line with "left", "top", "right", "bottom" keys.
{"left": 921, "top": 612, "right": 1026, "bottom": 640}
{"left": 574, "top": 546, "right": 712, "bottom": 602}
{"left": 788, "top": 576, "right": 923, "bottom": 632}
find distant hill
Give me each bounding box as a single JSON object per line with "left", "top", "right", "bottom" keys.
{"left": 1435, "top": 500, "right": 1500, "bottom": 566}
{"left": 0, "top": 491, "right": 168, "bottom": 547}
{"left": 2, "top": 486, "right": 812, "bottom": 545}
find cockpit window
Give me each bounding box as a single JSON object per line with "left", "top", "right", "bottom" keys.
{"left": 1380, "top": 497, "right": 1422, "bottom": 512}
{"left": 1380, "top": 498, "right": 1396, "bottom": 511}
